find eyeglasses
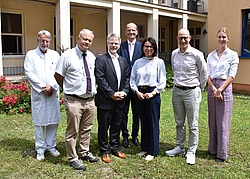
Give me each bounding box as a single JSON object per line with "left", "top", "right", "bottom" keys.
{"left": 144, "top": 45, "right": 153, "bottom": 49}
{"left": 40, "top": 39, "right": 51, "bottom": 43}
{"left": 178, "top": 36, "right": 189, "bottom": 41}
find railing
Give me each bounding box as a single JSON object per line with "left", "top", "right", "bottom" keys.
{"left": 2, "top": 55, "right": 25, "bottom": 77}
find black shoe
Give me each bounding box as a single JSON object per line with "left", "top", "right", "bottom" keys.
{"left": 215, "top": 158, "right": 225, "bottom": 162}
{"left": 81, "top": 151, "right": 99, "bottom": 163}
{"left": 122, "top": 137, "right": 129, "bottom": 148}
{"left": 69, "top": 160, "right": 86, "bottom": 171}
{"left": 132, "top": 138, "right": 139, "bottom": 146}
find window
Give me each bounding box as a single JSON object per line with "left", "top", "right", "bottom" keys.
{"left": 242, "top": 9, "right": 250, "bottom": 57}
{"left": 158, "top": 27, "right": 166, "bottom": 52}
{"left": 1, "top": 12, "right": 24, "bottom": 55}
{"left": 189, "top": 27, "right": 201, "bottom": 50}
{"left": 137, "top": 24, "right": 145, "bottom": 42}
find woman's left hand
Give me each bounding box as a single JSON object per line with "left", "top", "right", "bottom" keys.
{"left": 144, "top": 92, "right": 154, "bottom": 99}
{"left": 212, "top": 89, "right": 223, "bottom": 100}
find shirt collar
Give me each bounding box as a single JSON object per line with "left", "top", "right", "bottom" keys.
{"left": 76, "top": 45, "right": 88, "bottom": 57}
{"left": 127, "top": 39, "right": 136, "bottom": 45}
{"left": 108, "top": 51, "right": 119, "bottom": 59}
{"left": 178, "top": 45, "right": 192, "bottom": 55}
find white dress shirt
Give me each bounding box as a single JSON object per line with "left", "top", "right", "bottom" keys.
{"left": 171, "top": 45, "right": 208, "bottom": 91}
{"left": 130, "top": 57, "right": 166, "bottom": 94}
{"left": 207, "top": 47, "right": 239, "bottom": 80}
{"left": 108, "top": 51, "right": 121, "bottom": 89}
{"left": 55, "top": 45, "right": 97, "bottom": 98}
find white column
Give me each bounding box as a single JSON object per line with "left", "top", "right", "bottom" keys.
{"left": 182, "top": 0, "right": 187, "bottom": 10}
{"left": 56, "top": 0, "right": 70, "bottom": 54}
{"left": 148, "top": 8, "right": 159, "bottom": 43}
{"left": 178, "top": 13, "right": 188, "bottom": 30}
{"left": 0, "top": 4, "right": 3, "bottom": 75}
{"left": 107, "top": 1, "right": 120, "bottom": 35}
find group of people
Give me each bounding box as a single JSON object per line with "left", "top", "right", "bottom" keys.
{"left": 24, "top": 22, "right": 238, "bottom": 171}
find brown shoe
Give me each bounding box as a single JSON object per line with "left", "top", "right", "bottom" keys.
{"left": 102, "top": 154, "right": 111, "bottom": 163}
{"left": 113, "top": 151, "right": 127, "bottom": 159}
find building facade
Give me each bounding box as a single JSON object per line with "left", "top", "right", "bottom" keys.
{"left": 0, "top": 0, "right": 208, "bottom": 80}
{"left": 208, "top": 0, "right": 250, "bottom": 94}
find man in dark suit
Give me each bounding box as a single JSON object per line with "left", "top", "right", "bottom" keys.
{"left": 95, "top": 33, "right": 130, "bottom": 163}
{"left": 118, "top": 22, "right": 142, "bottom": 148}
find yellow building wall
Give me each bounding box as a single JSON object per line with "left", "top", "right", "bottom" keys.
{"left": 208, "top": 0, "right": 250, "bottom": 92}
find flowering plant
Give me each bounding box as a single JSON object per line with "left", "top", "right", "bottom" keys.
{"left": 0, "top": 73, "right": 65, "bottom": 115}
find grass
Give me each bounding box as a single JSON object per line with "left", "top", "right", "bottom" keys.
{"left": 0, "top": 88, "right": 249, "bottom": 178}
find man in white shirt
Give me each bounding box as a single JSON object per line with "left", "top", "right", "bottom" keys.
{"left": 24, "top": 30, "right": 61, "bottom": 161}
{"left": 165, "top": 28, "right": 207, "bottom": 165}
{"left": 54, "top": 29, "right": 99, "bottom": 171}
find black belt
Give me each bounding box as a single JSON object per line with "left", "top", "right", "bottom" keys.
{"left": 65, "top": 94, "right": 92, "bottom": 100}
{"left": 175, "top": 86, "right": 197, "bottom": 90}
{"left": 138, "top": 86, "right": 156, "bottom": 89}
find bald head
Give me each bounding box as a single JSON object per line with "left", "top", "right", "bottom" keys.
{"left": 125, "top": 22, "right": 138, "bottom": 42}
{"left": 177, "top": 28, "right": 191, "bottom": 53}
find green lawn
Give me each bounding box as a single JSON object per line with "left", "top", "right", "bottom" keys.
{"left": 0, "top": 88, "right": 249, "bottom": 178}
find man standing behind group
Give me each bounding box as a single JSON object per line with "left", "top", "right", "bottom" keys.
{"left": 54, "top": 29, "right": 99, "bottom": 171}
{"left": 118, "top": 23, "right": 142, "bottom": 147}
{"left": 165, "top": 28, "right": 207, "bottom": 165}
{"left": 24, "top": 30, "right": 60, "bottom": 161}
{"left": 95, "top": 33, "right": 130, "bottom": 163}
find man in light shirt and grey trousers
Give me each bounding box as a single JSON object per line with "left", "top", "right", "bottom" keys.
{"left": 165, "top": 28, "right": 207, "bottom": 165}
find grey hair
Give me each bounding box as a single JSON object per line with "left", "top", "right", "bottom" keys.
{"left": 78, "top": 29, "right": 94, "bottom": 39}
{"left": 107, "top": 33, "right": 121, "bottom": 43}
{"left": 38, "top": 30, "right": 51, "bottom": 40}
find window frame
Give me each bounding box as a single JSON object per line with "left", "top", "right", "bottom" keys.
{"left": 1, "top": 11, "right": 24, "bottom": 55}
{"left": 241, "top": 9, "right": 250, "bottom": 57}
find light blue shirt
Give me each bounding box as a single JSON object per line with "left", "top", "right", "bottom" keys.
{"left": 130, "top": 57, "right": 166, "bottom": 94}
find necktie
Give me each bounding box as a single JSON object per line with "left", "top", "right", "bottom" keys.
{"left": 82, "top": 52, "right": 92, "bottom": 94}
{"left": 129, "top": 43, "right": 133, "bottom": 62}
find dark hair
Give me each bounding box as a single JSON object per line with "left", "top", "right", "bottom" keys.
{"left": 141, "top": 37, "right": 157, "bottom": 57}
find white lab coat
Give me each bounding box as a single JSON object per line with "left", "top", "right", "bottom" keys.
{"left": 24, "top": 47, "right": 60, "bottom": 126}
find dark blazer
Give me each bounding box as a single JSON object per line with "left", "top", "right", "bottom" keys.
{"left": 95, "top": 53, "right": 130, "bottom": 110}
{"left": 118, "top": 40, "right": 142, "bottom": 73}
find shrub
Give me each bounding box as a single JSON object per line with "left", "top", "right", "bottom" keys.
{"left": 165, "top": 64, "right": 174, "bottom": 88}
{"left": 0, "top": 74, "right": 65, "bottom": 115}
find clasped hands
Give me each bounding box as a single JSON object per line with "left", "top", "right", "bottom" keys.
{"left": 111, "top": 91, "right": 126, "bottom": 101}
{"left": 42, "top": 85, "right": 53, "bottom": 97}
{"left": 212, "top": 88, "right": 223, "bottom": 100}
{"left": 136, "top": 90, "right": 155, "bottom": 100}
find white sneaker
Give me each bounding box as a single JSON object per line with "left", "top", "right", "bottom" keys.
{"left": 186, "top": 152, "right": 195, "bottom": 165}
{"left": 165, "top": 146, "right": 185, "bottom": 156}
{"left": 145, "top": 154, "right": 154, "bottom": 161}
{"left": 37, "top": 153, "right": 45, "bottom": 161}
{"left": 50, "top": 149, "right": 60, "bottom": 157}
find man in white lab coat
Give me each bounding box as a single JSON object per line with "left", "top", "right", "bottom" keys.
{"left": 24, "top": 30, "right": 61, "bottom": 161}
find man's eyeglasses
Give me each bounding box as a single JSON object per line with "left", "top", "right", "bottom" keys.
{"left": 40, "top": 39, "right": 51, "bottom": 43}
{"left": 178, "top": 36, "right": 189, "bottom": 41}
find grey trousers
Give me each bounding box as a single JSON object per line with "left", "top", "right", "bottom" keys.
{"left": 172, "top": 86, "right": 201, "bottom": 154}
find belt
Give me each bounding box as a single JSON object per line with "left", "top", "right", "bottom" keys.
{"left": 138, "top": 86, "right": 155, "bottom": 89}
{"left": 175, "top": 86, "right": 197, "bottom": 90}
{"left": 65, "top": 94, "right": 92, "bottom": 100}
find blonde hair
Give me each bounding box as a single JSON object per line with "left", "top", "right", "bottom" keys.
{"left": 217, "top": 27, "right": 230, "bottom": 38}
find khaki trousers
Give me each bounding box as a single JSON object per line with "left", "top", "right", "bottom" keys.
{"left": 64, "top": 95, "right": 95, "bottom": 162}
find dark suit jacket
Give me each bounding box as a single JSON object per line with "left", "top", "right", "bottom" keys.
{"left": 95, "top": 53, "right": 130, "bottom": 110}
{"left": 118, "top": 40, "right": 142, "bottom": 73}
